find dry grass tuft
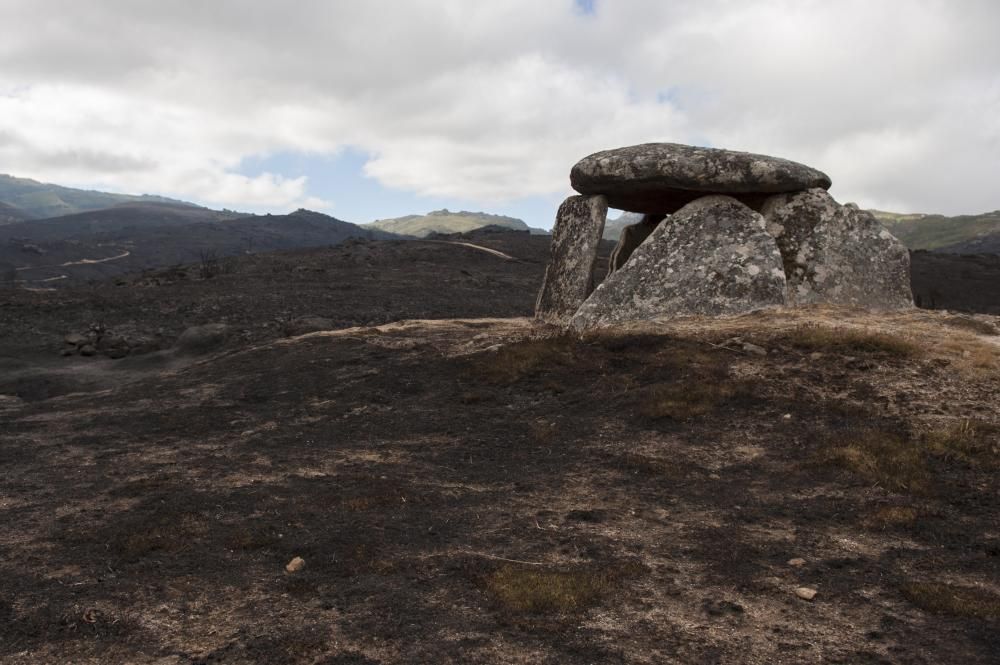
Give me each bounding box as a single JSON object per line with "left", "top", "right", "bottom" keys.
{"left": 471, "top": 335, "right": 577, "bottom": 384}
{"left": 782, "top": 325, "right": 921, "bottom": 357}
{"left": 865, "top": 505, "right": 920, "bottom": 529}
{"left": 816, "top": 429, "right": 929, "bottom": 493}
{"left": 925, "top": 420, "right": 1000, "bottom": 469}
{"left": 485, "top": 562, "right": 644, "bottom": 615}
{"left": 485, "top": 565, "right": 609, "bottom": 614}
{"left": 117, "top": 513, "right": 208, "bottom": 560}
{"left": 638, "top": 380, "right": 745, "bottom": 420}
{"left": 942, "top": 316, "right": 999, "bottom": 336}
{"left": 901, "top": 581, "right": 1000, "bottom": 620}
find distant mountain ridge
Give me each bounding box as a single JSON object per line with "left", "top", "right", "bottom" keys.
{"left": 872, "top": 209, "right": 1000, "bottom": 253}
{"left": 1, "top": 205, "right": 397, "bottom": 285}
{"left": 368, "top": 209, "right": 546, "bottom": 237}
{"left": 0, "top": 174, "right": 198, "bottom": 219}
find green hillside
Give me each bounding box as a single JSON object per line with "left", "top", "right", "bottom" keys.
{"left": 367, "top": 209, "right": 536, "bottom": 238}
{"left": 0, "top": 174, "right": 195, "bottom": 219}
{"left": 872, "top": 209, "right": 1000, "bottom": 251}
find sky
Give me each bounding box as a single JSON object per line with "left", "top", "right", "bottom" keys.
{"left": 1, "top": 0, "right": 998, "bottom": 227}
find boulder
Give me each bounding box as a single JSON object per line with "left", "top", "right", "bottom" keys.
{"left": 175, "top": 324, "right": 231, "bottom": 354}
{"left": 571, "top": 143, "right": 831, "bottom": 214}
{"left": 64, "top": 333, "right": 89, "bottom": 347}
{"left": 608, "top": 214, "right": 664, "bottom": 276}
{"left": 535, "top": 195, "right": 608, "bottom": 323}
{"left": 761, "top": 189, "right": 913, "bottom": 309}
{"left": 570, "top": 196, "right": 786, "bottom": 330}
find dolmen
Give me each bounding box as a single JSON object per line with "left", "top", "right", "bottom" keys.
{"left": 534, "top": 142, "right": 913, "bottom": 330}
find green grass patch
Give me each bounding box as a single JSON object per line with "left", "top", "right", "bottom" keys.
{"left": 901, "top": 581, "right": 1000, "bottom": 620}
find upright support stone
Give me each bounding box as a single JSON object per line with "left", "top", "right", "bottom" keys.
{"left": 762, "top": 188, "right": 913, "bottom": 309}
{"left": 570, "top": 195, "right": 787, "bottom": 330}
{"left": 535, "top": 195, "right": 608, "bottom": 323}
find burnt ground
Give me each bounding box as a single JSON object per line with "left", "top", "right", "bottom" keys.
{"left": 1, "top": 230, "right": 1000, "bottom": 663}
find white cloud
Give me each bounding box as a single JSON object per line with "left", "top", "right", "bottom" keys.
{"left": 0, "top": 0, "right": 998, "bottom": 214}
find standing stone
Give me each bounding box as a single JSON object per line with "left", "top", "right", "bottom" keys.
{"left": 608, "top": 214, "right": 665, "bottom": 276}
{"left": 535, "top": 195, "right": 608, "bottom": 323}
{"left": 571, "top": 143, "right": 832, "bottom": 214}
{"left": 570, "top": 196, "right": 786, "bottom": 330}
{"left": 762, "top": 189, "right": 913, "bottom": 309}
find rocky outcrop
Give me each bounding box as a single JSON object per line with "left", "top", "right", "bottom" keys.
{"left": 570, "top": 196, "right": 786, "bottom": 329}
{"left": 537, "top": 142, "right": 912, "bottom": 329}
{"left": 176, "top": 324, "right": 231, "bottom": 354}
{"left": 762, "top": 189, "right": 913, "bottom": 308}
{"left": 535, "top": 195, "right": 608, "bottom": 324}
{"left": 571, "top": 143, "right": 831, "bottom": 214}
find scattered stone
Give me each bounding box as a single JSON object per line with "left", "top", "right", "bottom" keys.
{"left": 535, "top": 194, "right": 608, "bottom": 323}
{"left": 570, "top": 196, "right": 786, "bottom": 330}
{"left": 743, "top": 342, "right": 768, "bottom": 356}
{"left": 175, "top": 324, "right": 231, "bottom": 354}
{"left": 64, "top": 333, "right": 88, "bottom": 347}
{"left": 571, "top": 142, "right": 831, "bottom": 214}
{"left": 795, "top": 586, "right": 818, "bottom": 600}
{"left": 788, "top": 557, "right": 806, "bottom": 567}
{"left": 761, "top": 189, "right": 913, "bottom": 309}
{"left": 782, "top": 414, "right": 793, "bottom": 421}
{"left": 79, "top": 344, "right": 96, "bottom": 357}
{"left": 285, "top": 556, "right": 306, "bottom": 573}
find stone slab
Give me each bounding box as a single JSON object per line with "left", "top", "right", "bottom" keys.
{"left": 535, "top": 194, "right": 608, "bottom": 323}
{"left": 570, "top": 195, "right": 787, "bottom": 330}
{"left": 571, "top": 142, "right": 831, "bottom": 214}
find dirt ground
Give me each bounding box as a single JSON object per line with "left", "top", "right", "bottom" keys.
{"left": 2, "top": 233, "right": 1000, "bottom": 663}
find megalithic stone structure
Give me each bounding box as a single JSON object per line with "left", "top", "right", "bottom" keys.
{"left": 535, "top": 194, "right": 608, "bottom": 324}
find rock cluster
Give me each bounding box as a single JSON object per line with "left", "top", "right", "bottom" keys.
{"left": 62, "top": 325, "right": 163, "bottom": 359}
{"left": 536, "top": 142, "right": 913, "bottom": 328}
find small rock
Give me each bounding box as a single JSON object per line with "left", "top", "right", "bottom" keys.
{"left": 809, "top": 352, "right": 823, "bottom": 360}
{"left": 285, "top": 556, "right": 306, "bottom": 573}
{"left": 743, "top": 342, "right": 768, "bottom": 356}
{"left": 79, "top": 344, "right": 96, "bottom": 357}
{"left": 60, "top": 348, "right": 74, "bottom": 357}
{"left": 787, "top": 557, "right": 806, "bottom": 567}
{"left": 64, "top": 333, "right": 88, "bottom": 346}
{"left": 782, "top": 413, "right": 793, "bottom": 421}
{"left": 795, "top": 586, "right": 817, "bottom": 600}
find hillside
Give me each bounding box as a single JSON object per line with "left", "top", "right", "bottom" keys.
{"left": 369, "top": 209, "right": 544, "bottom": 237}
{"left": 603, "top": 211, "right": 644, "bottom": 241}
{"left": 0, "top": 174, "right": 197, "bottom": 219}
{"left": 1, "top": 234, "right": 998, "bottom": 662}
{"left": 0, "top": 201, "right": 33, "bottom": 225}
{"left": 872, "top": 209, "right": 1000, "bottom": 252}
{"left": 1, "top": 206, "right": 397, "bottom": 285}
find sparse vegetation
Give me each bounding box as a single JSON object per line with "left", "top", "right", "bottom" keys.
{"left": 471, "top": 335, "right": 577, "bottom": 383}
{"left": 865, "top": 505, "right": 920, "bottom": 529}
{"left": 638, "top": 379, "right": 745, "bottom": 420}
{"left": 485, "top": 565, "right": 615, "bottom": 614}
{"left": 816, "top": 428, "right": 929, "bottom": 493}
{"left": 782, "top": 325, "right": 920, "bottom": 357}
{"left": 942, "top": 315, "right": 999, "bottom": 336}
{"left": 925, "top": 419, "right": 1000, "bottom": 468}
{"left": 901, "top": 581, "right": 1000, "bottom": 620}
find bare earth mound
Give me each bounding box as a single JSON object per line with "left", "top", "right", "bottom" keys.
{"left": 2, "top": 305, "right": 999, "bottom": 663}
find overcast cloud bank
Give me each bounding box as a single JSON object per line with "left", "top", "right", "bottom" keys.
{"left": 1, "top": 0, "right": 997, "bottom": 216}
